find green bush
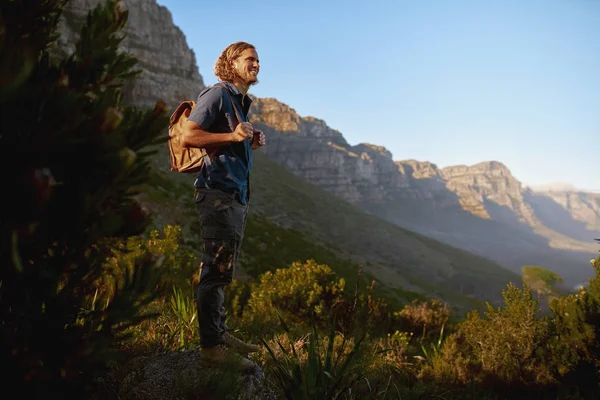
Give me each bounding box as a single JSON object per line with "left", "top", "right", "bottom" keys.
{"left": 419, "top": 252, "right": 600, "bottom": 398}
{"left": 104, "top": 225, "right": 200, "bottom": 354}
{"left": 241, "top": 260, "right": 346, "bottom": 332}
{"left": 395, "top": 298, "right": 451, "bottom": 342}
{"left": 102, "top": 225, "right": 197, "bottom": 295}
{"left": 545, "top": 253, "right": 600, "bottom": 389}
{"left": 421, "top": 283, "right": 551, "bottom": 388}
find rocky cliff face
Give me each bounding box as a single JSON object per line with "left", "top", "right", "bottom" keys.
{"left": 249, "top": 95, "right": 598, "bottom": 283}
{"left": 439, "top": 161, "right": 538, "bottom": 224}
{"left": 250, "top": 98, "right": 537, "bottom": 223}
{"left": 249, "top": 98, "right": 414, "bottom": 203}
{"left": 250, "top": 99, "right": 465, "bottom": 206}
{"left": 54, "top": 0, "right": 204, "bottom": 110}
{"left": 395, "top": 160, "right": 459, "bottom": 208}
{"left": 250, "top": 96, "right": 597, "bottom": 235}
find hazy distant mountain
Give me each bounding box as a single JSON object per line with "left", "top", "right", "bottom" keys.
{"left": 525, "top": 189, "right": 600, "bottom": 234}
{"left": 527, "top": 182, "right": 597, "bottom": 193}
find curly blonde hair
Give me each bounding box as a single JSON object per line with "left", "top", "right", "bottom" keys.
{"left": 213, "top": 41, "right": 256, "bottom": 83}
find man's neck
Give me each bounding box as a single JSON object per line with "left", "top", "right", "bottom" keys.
{"left": 232, "top": 80, "right": 250, "bottom": 96}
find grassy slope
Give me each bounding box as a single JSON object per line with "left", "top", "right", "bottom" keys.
{"left": 137, "top": 147, "right": 520, "bottom": 314}
{"left": 249, "top": 152, "right": 519, "bottom": 296}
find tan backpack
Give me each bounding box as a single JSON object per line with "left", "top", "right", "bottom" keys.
{"left": 168, "top": 83, "right": 241, "bottom": 173}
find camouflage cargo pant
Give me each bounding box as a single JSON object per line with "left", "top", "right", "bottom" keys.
{"left": 194, "top": 187, "right": 248, "bottom": 348}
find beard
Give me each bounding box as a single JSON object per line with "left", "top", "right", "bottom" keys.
{"left": 234, "top": 69, "right": 259, "bottom": 86}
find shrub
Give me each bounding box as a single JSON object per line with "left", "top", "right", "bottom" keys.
{"left": 420, "top": 332, "right": 471, "bottom": 383}
{"left": 241, "top": 259, "right": 346, "bottom": 333}
{"left": 260, "top": 314, "right": 365, "bottom": 400}
{"left": 461, "top": 283, "right": 551, "bottom": 385}
{"left": 101, "top": 225, "right": 202, "bottom": 354}
{"left": 421, "top": 283, "right": 551, "bottom": 389}
{"left": 545, "top": 253, "right": 600, "bottom": 389}
{"left": 395, "top": 298, "right": 450, "bottom": 342}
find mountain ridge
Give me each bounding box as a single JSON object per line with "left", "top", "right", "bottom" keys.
{"left": 247, "top": 97, "right": 598, "bottom": 286}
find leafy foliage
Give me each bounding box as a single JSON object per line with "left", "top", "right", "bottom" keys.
{"left": 0, "top": 0, "right": 169, "bottom": 396}
{"left": 112, "top": 226, "right": 200, "bottom": 354}
{"left": 461, "top": 284, "right": 551, "bottom": 385}
{"left": 545, "top": 254, "right": 600, "bottom": 389}
{"left": 418, "top": 253, "right": 600, "bottom": 397}
{"left": 261, "top": 314, "right": 365, "bottom": 400}
{"left": 240, "top": 260, "right": 347, "bottom": 332}
{"left": 395, "top": 298, "right": 450, "bottom": 342}
{"left": 420, "top": 283, "right": 555, "bottom": 392}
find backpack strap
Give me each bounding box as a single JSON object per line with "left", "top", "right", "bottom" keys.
{"left": 214, "top": 83, "right": 244, "bottom": 125}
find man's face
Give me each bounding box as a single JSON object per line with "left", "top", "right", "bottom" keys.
{"left": 232, "top": 48, "right": 260, "bottom": 85}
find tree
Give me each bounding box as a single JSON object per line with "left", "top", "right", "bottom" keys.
{"left": 547, "top": 249, "right": 600, "bottom": 389}
{"left": 0, "top": 0, "right": 169, "bottom": 397}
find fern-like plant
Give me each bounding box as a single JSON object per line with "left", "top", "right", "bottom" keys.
{"left": 261, "top": 310, "right": 366, "bottom": 400}
{"left": 0, "top": 0, "right": 169, "bottom": 397}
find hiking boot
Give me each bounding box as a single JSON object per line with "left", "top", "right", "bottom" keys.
{"left": 199, "top": 344, "right": 255, "bottom": 371}
{"left": 224, "top": 331, "right": 259, "bottom": 354}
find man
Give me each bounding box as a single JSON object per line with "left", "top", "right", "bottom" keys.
{"left": 181, "top": 42, "right": 265, "bottom": 371}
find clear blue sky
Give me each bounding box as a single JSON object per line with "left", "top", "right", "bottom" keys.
{"left": 157, "top": 0, "right": 599, "bottom": 191}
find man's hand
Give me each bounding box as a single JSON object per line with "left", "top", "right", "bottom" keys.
{"left": 231, "top": 122, "right": 254, "bottom": 143}
{"left": 251, "top": 129, "right": 266, "bottom": 150}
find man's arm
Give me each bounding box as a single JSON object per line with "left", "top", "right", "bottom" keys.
{"left": 181, "top": 120, "right": 235, "bottom": 148}
{"left": 181, "top": 86, "right": 252, "bottom": 148}
{"left": 181, "top": 86, "right": 229, "bottom": 148}
{"left": 183, "top": 120, "right": 254, "bottom": 148}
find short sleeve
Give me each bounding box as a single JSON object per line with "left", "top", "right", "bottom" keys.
{"left": 187, "top": 86, "right": 224, "bottom": 129}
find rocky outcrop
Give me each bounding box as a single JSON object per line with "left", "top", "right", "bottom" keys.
{"left": 95, "top": 351, "right": 277, "bottom": 400}
{"left": 249, "top": 98, "right": 347, "bottom": 146}
{"left": 395, "top": 160, "right": 458, "bottom": 207}
{"left": 440, "top": 161, "right": 537, "bottom": 224}
{"left": 54, "top": 0, "right": 205, "bottom": 110}
{"left": 249, "top": 98, "right": 414, "bottom": 203}
{"left": 251, "top": 99, "right": 540, "bottom": 227}
{"left": 250, "top": 98, "right": 457, "bottom": 204}
{"left": 348, "top": 144, "right": 414, "bottom": 201}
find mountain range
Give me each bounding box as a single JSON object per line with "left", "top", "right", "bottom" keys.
{"left": 54, "top": 0, "right": 599, "bottom": 310}
{"left": 248, "top": 97, "right": 599, "bottom": 288}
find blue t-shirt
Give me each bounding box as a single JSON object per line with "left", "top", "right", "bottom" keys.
{"left": 187, "top": 81, "right": 253, "bottom": 205}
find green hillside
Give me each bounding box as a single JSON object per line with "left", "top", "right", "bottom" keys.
{"left": 138, "top": 148, "right": 520, "bottom": 314}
